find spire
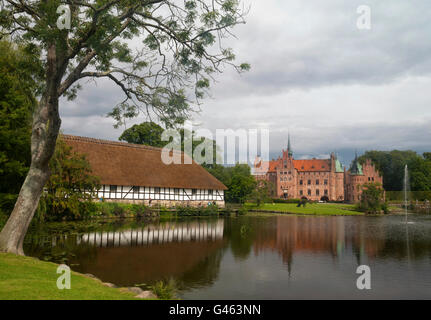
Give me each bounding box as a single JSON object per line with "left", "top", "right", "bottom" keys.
{"left": 287, "top": 133, "right": 293, "bottom": 157}
{"left": 350, "top": 150, "right": 363, "bottom": 175}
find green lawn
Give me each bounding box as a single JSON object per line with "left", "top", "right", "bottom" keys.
{"left": 0, "top": 253, "right": 141, "bottom": 300}
{"left": 245, "top": 202, "right": 364, "bottom": 216}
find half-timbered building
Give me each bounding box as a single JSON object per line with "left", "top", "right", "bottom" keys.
{"left": 63, "top": 135, "right": 227, "bottom": 207}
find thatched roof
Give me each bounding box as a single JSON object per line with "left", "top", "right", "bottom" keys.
{"left": 63, "top": 135, "right": 227, "bottom": 190}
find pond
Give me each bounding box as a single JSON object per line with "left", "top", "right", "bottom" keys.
{"left": 24, "top": 214, "right": 431, "bottom": 299}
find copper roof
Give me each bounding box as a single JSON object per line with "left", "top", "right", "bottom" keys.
{"left": 63, "top": 135, "right": 227, "bottom": 190}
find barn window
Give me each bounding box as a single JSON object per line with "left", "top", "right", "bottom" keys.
{"left": 110, "top": 185, "right": 117, "bottom": 193}
{"left": 208, "top": 190, "right": 213, "bottom": 196}
{"left": 154, "top": 187, "right": 161, "bottom": 194}
{"left": 133, "top": 186, "right": 140, "bottom": 193}
{"left": 192, "top": 189, "right": 197, "bottom": 195}
{"left": 174, "top": 188, "right": 180, "bottom": 195}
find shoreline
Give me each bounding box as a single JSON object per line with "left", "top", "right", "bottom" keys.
{"left": 0, "top": 253, "right": 158, "bottom": 300}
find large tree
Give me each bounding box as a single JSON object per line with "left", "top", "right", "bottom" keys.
{"left": 0, "top": 40, "right": 41, "bottom": 213}
{"left": 0, "top": 0, "right": 248, "bottom": 254}
{"left": 119, "top": 121, "right": 220, "bottom": 166}
{"left": 359, "top": 150, "right": 429, "bottom": 191}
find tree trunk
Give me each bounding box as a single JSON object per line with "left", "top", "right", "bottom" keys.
{"left": 0, "top": 94, "right": 61, "bottom": 254}
{"left": 0, "top": 43, "right": 63, "bottom": 255}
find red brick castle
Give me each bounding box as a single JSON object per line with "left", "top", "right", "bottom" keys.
{"left": 253, "top": 136, "right": 383, "bottom": 203}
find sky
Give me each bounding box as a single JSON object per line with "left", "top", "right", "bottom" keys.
{"left": 60, "top": 0, "right": 431, "bottom": 167}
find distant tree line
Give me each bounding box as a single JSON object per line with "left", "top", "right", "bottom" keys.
{"left": 358, "top": 151, "right": 431, "bottom": 191}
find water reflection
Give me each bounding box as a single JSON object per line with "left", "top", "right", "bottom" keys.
{"left": 24, "top": 215, "right": 431, "bottom": 299}
{"left": 76, "top": 220, "right": 224, "bottom": 247}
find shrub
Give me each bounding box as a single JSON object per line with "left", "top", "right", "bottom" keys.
{"left": 130, "top": 204, "right": 146, "bottom": 218}
{"left": 237, "top": 207, "right": 248, "bottom": 216}
{"left": 357, "top": 183, "right": 385, "bottom": 214}
{"left": 111, "top": 203, "right": 126, "bottom": 218}
{"left": 150, "top": 279, "right": 177, "bottom": 300}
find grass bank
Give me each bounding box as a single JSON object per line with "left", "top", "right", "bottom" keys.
{"left": 245, "top": 203, "right": 364, "bottom": 216}
{"left": 0, "top": 253, "right": 142, "bottom": 300}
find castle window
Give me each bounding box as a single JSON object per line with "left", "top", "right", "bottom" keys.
{"left": 324, "top": 179, "right": 328, "bottom": 185}
{"left": 316, "top": 179, "right": 320, "bottom": 185}
{"left": 324, "top": 189, "right": 328, "bottom": 195}
{"left": 372, "top": 177, "right": 375, "bottom": 181}
{"left": 301, "top": 166, "right": 304, "bottom": 170}
{"left": 308, "top": 180, "right": 311, "bottom": 185}
{"left": 308, "top": 189, "right": 311, "bottom": 196}
{"left": 300, "top": 190, "right": 303, "bottom": 196}
{"left": 316, "top": 189, "right": 320, "bottom": 196}
{"left": 300, "top": 180, "right": 303, "bottom": 185}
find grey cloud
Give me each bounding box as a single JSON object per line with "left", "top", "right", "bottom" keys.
{"left": 59, "top": 0, "right": 431, "bottom": 164}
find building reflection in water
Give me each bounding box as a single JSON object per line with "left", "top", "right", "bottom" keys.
{"left": 71, "top": 220, "right": 224, "bottom": 247}
{"left": 252, "top": 216, "right": 389, "bottom": 269}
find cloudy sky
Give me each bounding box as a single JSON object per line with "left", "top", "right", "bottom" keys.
{"left": 60, "top": 0, "right": 431, "bottom": 166}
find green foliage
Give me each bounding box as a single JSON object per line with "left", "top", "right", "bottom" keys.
{"left": 37, "top": 137, "right": 100, "bottom": 221}
{"left": 272, "top": 198, "right": 301, "bottom": 204}
{"left": 237, "top": 206, "right": 248, "bottom": 216}
{"left": 386, "top": 191, "right": 431, "bottom": 202}
{"left": 175, "top": 205, "right": 219, "bottom": 217}
{"left": 359, "top": 150, "right": 431, "bottom": 191}
{"left": 207, "top": 164, "right": 256, "bottom": 204}
{"left": 357, "top": 183, "right": 386, "bottom": 214}
{"left": 119, "top": 122, "right": 220, "bottom": 167}
{"left": 119, "top": 122, "right": 166, "bottom": 147}
{"left": 246, "top": 203, "right": 363, "bottom": 216}
{"left": 0, "top": 40, "right": 42, "bottom": 214}
{"left": 250, "top": 180, "right": 274, "bottom": 206}
{"left": 2, "top": 1, "right": 248, "bottom": 128}
{"left": 150, "top": 279, "right": 177, "bottom": 300}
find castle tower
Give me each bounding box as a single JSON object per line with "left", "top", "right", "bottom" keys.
{"left": 287, "top": 133, "right": 293, "bottom": 158}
